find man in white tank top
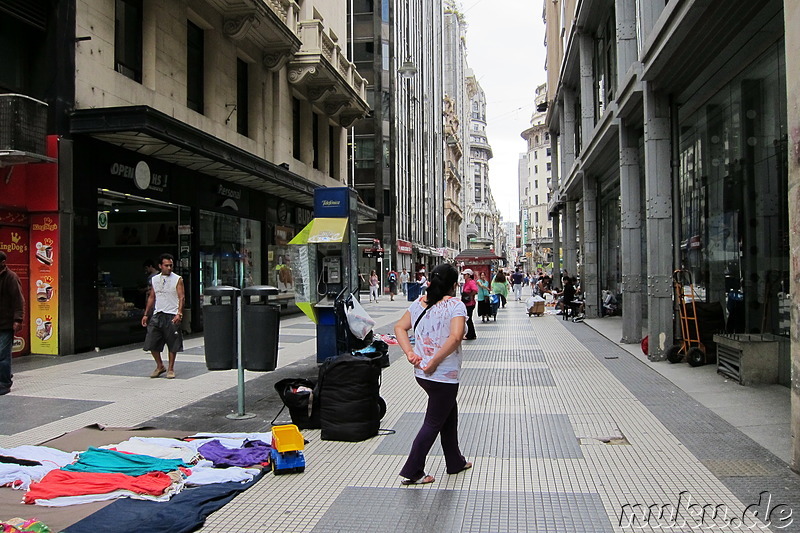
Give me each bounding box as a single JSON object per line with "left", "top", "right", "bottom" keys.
{"left": 141, "top": 253, "right": 185, "bottom": 379}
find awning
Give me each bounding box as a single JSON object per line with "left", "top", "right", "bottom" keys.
{"left": 289, "top": 217, "right": 349, "bottom": 245}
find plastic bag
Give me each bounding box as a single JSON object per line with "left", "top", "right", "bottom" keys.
{"left": 346, "top": 296, "right": 376, "bottom": 340}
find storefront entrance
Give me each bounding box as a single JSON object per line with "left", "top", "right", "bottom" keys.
{"left": 96, "top": 191, "right": 185, "bottom": 347}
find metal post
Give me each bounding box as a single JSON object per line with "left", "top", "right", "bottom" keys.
{"left": 227, "top": 291, "right": 255, "bottom": 420}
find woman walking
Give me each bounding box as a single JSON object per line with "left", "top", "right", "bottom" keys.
{"left": 492, "top": 270, "right": 510, "bottom": 308}
{"left": 394, "top": 263, "right": 473, "bottom": 485}
{"left": 460, "top": 269, "right": 478, "bottom": 340}
{"left": 476, "top": 271, "right": 491, "bottom": 322}
{"left": 369, "top": 270, "right": 380, "bottom": 303}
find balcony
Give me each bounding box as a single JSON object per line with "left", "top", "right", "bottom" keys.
{"left": 0, "top": 94, "right": 52, "bottom": 165}
{"left": 211, "top": 0, "right": 302, "bottom": 71}
{"left": 445, "top": 198, "right": 463, "bottom": 220}
{"left": 288, "top": 20, "right": 370, "bottom": 128}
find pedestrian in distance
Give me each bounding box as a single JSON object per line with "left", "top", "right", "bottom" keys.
{"left": 387, "top": 269, "right": 398, "bottom": 301}
{"left": 369, "top": 270, "right": 380, "bottom": 303}
{"left": 0, "top": 251, "right": 25, "bottom": 396}
{"left": 418, "top": 271, "right": 428, "bottom": 296}
{"left": 492, "top": 270, "right": 510, "bottom": 308}
{"left": 399, "top": 268, "right": 410, "bottom": 296}
{"left": 460, "top": 269, "right": 478, "bottom": 340}
{"left": 141, "top": 253, "right": 185, "bottom": 379}
{"left": 511, "top": 267, "right": 525, "bottom": 301}
{"left": 394, "top": 263, "right": 472, "bottom": 485}
{"left": 476, "top": 271, "right": 491, "bottom": 322}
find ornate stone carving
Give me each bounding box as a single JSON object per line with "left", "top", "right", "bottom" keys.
{"left": 338, "top": 110, "right": 365, "bottom": 128}
{"left": 324, "top": 96, "right": 350, "bottom": 116}
{"left": 307, "top": 83, "right": 335, "bottom": 102}
{"left": 223, "top": 14, "right": 259, "bottom": 42}
{"left": 262, "top": 44, "right": 295, "bottom": 72}
{"left": 288, "top": 65, "right": 318, "bottom": 84}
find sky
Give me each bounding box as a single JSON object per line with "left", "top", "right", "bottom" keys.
{"left": 459, "top": 0, "right": 547, "bottom": 223}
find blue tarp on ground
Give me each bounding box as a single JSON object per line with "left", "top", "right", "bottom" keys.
{"left": 62, "top": 470, "right": 266, "bottom": 533}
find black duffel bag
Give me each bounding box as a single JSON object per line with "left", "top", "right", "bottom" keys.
{"left": 273, "top": 378, "right": 320, "bottom": 429}
{"left": 318, "top": 353, "right": 386, "bottom": 442}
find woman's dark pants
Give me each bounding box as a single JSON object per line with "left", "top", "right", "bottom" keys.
{"left": 400, "top": 377, "right": 467, "bottom": 481}
{"left": 464, "top": 304, "right": 476, "bottom": 339}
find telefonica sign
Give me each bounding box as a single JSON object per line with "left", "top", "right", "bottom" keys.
{"left": 314, "top": 188, "right": 350, "bottom": 218}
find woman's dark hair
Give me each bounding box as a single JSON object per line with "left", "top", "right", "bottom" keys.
{"left": 495, "top": 270, "right": 506, "bottom": 283}
{"left": 425, "top": 263, "right": 458, "bottom": 307}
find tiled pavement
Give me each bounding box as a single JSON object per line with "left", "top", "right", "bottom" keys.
{"left": 3, "top": 296, "right": 800, "bottom": 532}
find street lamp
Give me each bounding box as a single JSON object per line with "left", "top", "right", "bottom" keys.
{"left": 398, "top": 59, "right": 416, "bottom": 271}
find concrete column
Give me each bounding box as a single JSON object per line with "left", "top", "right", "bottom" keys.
{"left": 551, "top": 129, "right": 560, "bottom": 189}
{"left": 263, "top": 70, "right": 274, "bottom": 161}
{"left": 582, "top": 173, "right": 598, "bottom": 316}
{"left": 563, "top": 200, "right": 578, "bottom": 279}
{"left": 552, "top": 211, "right": 561, "bottom": 284}
{"left": 642, "top": 81, "right": 673, "bottom": 360}
{"left": 619, "top": 120, "right": 643, "bottom": 343}
{"left": 784, "top": 0, "right": 800, "bottom": 472}
{"left": 614, "top": 0, "right": 638, "bottom": 83}
{"left": 551, "top": 130, "right": 562, "bottom": 283}
{"left": 562, "top": 91, "right": 577, "bottom": 177}
{"left": 637, "top": 0, "right": 664, "bottom": 49}
{"left": 578, "top": 32, "right": 596, "bottom": 142}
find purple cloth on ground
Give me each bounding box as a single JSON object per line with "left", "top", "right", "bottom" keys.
{"left": 197, "top": 439, "right": 272, "bottom": 467}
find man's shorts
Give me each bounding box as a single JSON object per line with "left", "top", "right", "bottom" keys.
{"left": 144, "top": 312, "right": 183, "bottom": 353}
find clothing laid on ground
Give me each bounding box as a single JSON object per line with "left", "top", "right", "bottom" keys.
{"left": 62, "top": 471, "right": 267, "bottom": 533}
{"left": 196, "top": 439, "right": 271, "bottom": 467}
{"left": 408, "top": 297, "right": 467, "bottom": 383}
{"left": 106, "top": 439, "right": 198, "bottom": 463}
{"left": 24, "top": 470, "right": 177, "bottom": 505}
{"left": 61, "top": 447, "right": 187, "bottom": 476}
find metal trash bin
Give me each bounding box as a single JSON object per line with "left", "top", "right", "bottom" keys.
{"left": 242, "top": 285, "right": 280, "bottom": 371}
{"left": 202, "top": 286, "right": 240, "bottom": 370}
{"left": 407, "top": 282, "right": 421, "bottom": 301}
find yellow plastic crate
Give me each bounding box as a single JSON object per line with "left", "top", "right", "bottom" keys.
{"left": 272, "top": 424, "right": 304, "bottom": 453}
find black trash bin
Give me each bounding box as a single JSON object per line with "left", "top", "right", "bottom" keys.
{"left": 242, "top": 285, "right": 280, "bottom": 371}
{"left": 202, "top": 286, "right": 239, "bottom": 370}
{"left": 407, "top": 282, "right": 421, "bottom": 301}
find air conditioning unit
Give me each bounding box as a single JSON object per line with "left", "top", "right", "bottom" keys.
{"left": 0, "top": 94, "right": 48, "bottom": 156}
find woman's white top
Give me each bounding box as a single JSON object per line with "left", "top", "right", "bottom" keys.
{"left": 409, "top": 297, "right": 467, "bottom": 384}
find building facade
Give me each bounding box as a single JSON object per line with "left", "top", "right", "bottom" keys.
{"left": 519, "top": 83, "right": 554, "bottom": 272}
{"left": 0, "top": 0, "right": 368, "bottom": 354}
{"left": 544, "top": 0, "right": 794, "bottom": 458}
{"left": 442, "top": 8, "right": 469, "bottom": 259}
{"left": 347, "top": 0, "right": 393, "bottom": 280}
{"left": 464, "top": 73, "right": 501, "bottom": 255}
{"left": 391, "top": 0, "right": 445, "bottom": 276}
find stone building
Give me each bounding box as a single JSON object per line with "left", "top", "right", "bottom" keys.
{"left": 465, "top": 73, "right": 501, "bottom": 255}
{"left": 519, "top": 83, "right": 554, "bottom": 272}
{"left": 544, "top": 0, "right": 797, "bottom": 463}
{"left": 0, "top": 0, "right": 368, "bottom": 354}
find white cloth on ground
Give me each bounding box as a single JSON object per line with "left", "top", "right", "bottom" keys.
{"left": 185, "top": 460, "right": 260, "bottom": 485}
{"left": 0, "top": 446, "right": 77, "bottom": 490}
{"left": 101, "top": 438, "right": 199, "bottom": 462}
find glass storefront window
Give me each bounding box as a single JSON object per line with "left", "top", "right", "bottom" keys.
{"left": 678, "top": 42, "right": 788, "bottom": 335}
{"left": 199, "top": 210, "right": 261, "bottom": 293}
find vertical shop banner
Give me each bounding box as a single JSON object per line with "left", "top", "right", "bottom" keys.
{"left": 0, "top": 220, "right": 30, "bottom": 355}
{"left": 29, "top": 214, "right": 59, "bottom": 354}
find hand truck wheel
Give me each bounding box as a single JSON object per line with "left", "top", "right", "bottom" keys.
{"left": 687, "top": 347, "right": 706, "bottom": 367}
{"left": 665, "top": 345, "right": 683, "bottom": 364}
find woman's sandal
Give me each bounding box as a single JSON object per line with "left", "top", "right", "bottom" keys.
{"left": 448, "top": 462, "right": 473, "bottom": 475}
{"left": 401, "top": 474, "right": 435, "bottom": 485}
